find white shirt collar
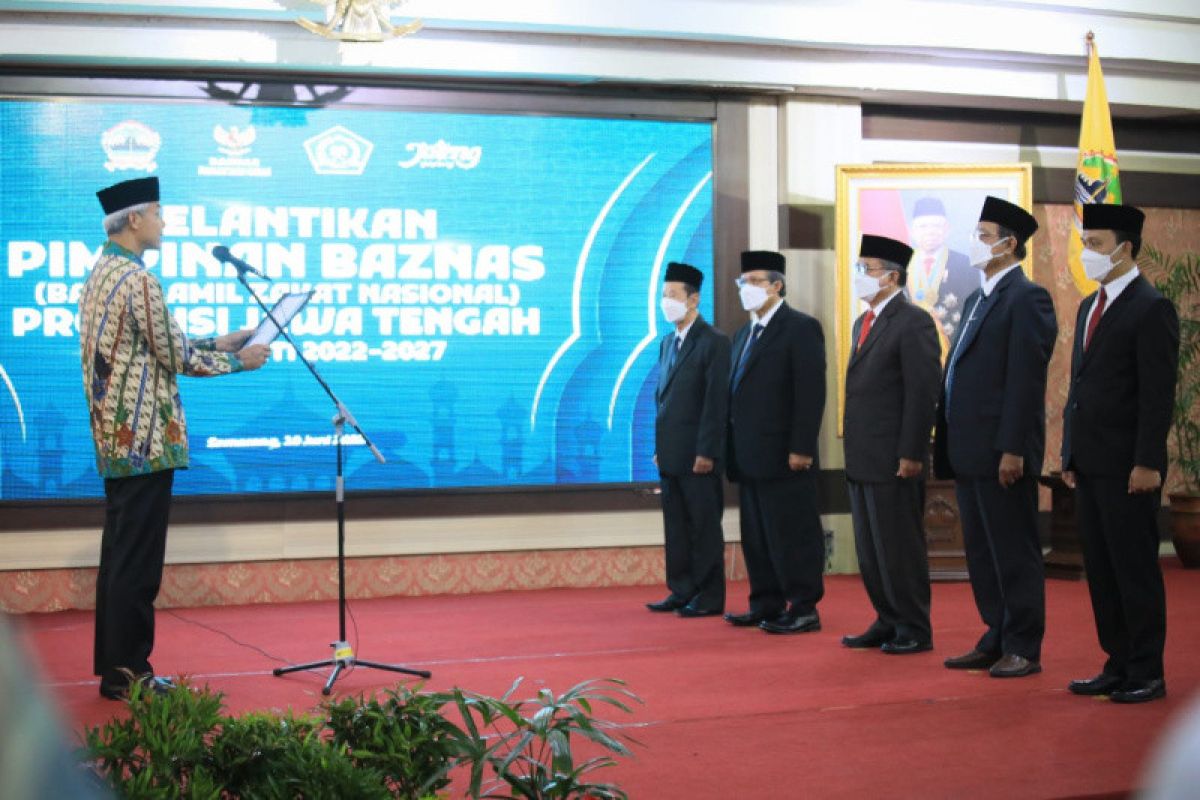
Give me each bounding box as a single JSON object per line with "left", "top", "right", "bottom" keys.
{"left": 982, "top": 263, "right": 1022, "bottom": 296}
{"left": 868, "top": 289, "right": 901, "bottom": 316}
{"left": 751, "top": 298, "right": 784, "bottom": 328}
{"left": 674, "top": 315, "right": 698, "bottom": 343}
{"left": 1098, "top": 265, "right": 1140, "bottom": 303}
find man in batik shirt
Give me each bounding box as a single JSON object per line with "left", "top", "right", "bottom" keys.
{"left": 80, "top": 176, "right": 270, "bottom": 699}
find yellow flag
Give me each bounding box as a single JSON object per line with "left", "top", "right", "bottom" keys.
{"left": 1069, "top": 35, "right": 1122, "bottom": 294}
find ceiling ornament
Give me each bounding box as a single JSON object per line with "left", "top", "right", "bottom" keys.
{"left": 297, "top": 0, "right": 423, "bottom": 42}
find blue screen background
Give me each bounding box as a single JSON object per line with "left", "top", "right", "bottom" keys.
{"left": 0, "top": 99, "right": 714, "bottom": 500}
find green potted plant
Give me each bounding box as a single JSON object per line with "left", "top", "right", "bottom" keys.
{"left": 80, "top": 677, "right": 640, "bottom": 799}
{"left": 1146, "top": 246, "right": 1200, "bottom": 567}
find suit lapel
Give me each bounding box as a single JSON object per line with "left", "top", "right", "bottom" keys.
{"left": 1071, "top": 292, "right": 1095, "bottom": 379}
{"left": 947, "top": 289, "right": 983, "bottom": 365}
{"left": 730, "top": 324, "right": 751, "bottom": 381}
{"left": 735, "top": 303, "right": 787, "bottom": 387}
{"left": 656, "top": 333, "right": 673, "bottom": 397}
{"left": 954, "top": 268, "right": 1020, "bottom": 361}
{"left": 849, "top": 294, "right": 902, "bottom": 369}
{"left": 660, "top": 319, "right": 704, "bottom": 394}
{"left": 1080, "top": 275, "right": 1143, "bottom": 371}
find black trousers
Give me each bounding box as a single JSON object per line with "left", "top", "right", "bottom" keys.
{"left": 1076, "top": 473, "right": 1167, "bottom": 681}
{"left": 659, "top": 471, "right": 726, "bottom": 611}
{"left": 848, "top": 478, "right": 932, "bottom": 642}
{"left": 955, "top": 475, "right": 1044, "bottom": 661}
{"left": 738, "top": 471, "right": 824, "bottom": 617}
{"left": 93, "top": 469, "right": 174, "bottom": 688}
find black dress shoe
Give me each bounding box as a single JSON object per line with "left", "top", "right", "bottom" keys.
{"left": 646, "top": 596, "right": 686, "bottom": 612}
{"left": 881, "top": 637, "right": 933, "bottom": 655}
{"left": 677, "top": 605, "right": 723, "bottom": 618}
{"left": 1068, "top": 673, "right": 1125, "bottom": 696}
{"left": 759, "top": 611, "right": 821, "bottom": 634}
{"left": 1110, "top": 679, "right": 1166, "bottom": 704}
{"left": 99, "top": 683, "right": 128, "bottom": 701}
{"left": 724, "top": 610, "right": 774, "bottom": 627}
{"left": 841, "top": 628, "right": 894, "bottom": 649}
{"left": 989, "top": 654, "right": 1042, "bottom": 678}
{"left": 944, "top": 649, "right": 1002, "bottom": 670}
{"left": 100, "top": 674, "right": 176, "bottom": 701}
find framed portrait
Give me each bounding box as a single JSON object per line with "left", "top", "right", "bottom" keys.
{"left": 833, "top": 163, "right": 1034, "bottom": 433}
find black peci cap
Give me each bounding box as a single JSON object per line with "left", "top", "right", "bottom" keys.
{"left": 859, "top": 234, "right": 913, "bottom": 268}
{"left": 911, "top": 197, "right": 947, "bottom": 218}
{"left": 1082, "top": 203, "right": 1145, "bottom": 238}
{"left": 740, "top": 250, "right": 785, "bottom": 273}
{"left": 979, "top": 195, "right": 1038, "bottom": 243}
{"left": 97, "top": 177, "right": 160, "bottom": 215}
{"left": 665, "top": 261, "right": 704, "bottom": 289}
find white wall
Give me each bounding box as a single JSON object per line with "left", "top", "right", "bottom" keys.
{"left": 0, "top": 1, "right": 1197, "bottom": 112}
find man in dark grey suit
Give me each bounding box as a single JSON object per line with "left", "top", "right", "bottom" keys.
{"left": 843, "top": 234, "right": 942, "bottom": 654}
{"left": 934, "top": 196, "right": 1057, "bottom": 678}
{"left": 647, "top": 261, "right": 732, "bottom": 617}
{"left": 1062, "top": 204, "right": 1179, "bottom": 704}
{"left": 724, "top": 250, "right": 827, "bottom": 634}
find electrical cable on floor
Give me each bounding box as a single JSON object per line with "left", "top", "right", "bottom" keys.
{"left": 163, "top": 608, "right": 291, "bottom": 666}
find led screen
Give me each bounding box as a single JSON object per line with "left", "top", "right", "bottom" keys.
{"left": 0, "top": 97, "right": 714, "bottom": 499}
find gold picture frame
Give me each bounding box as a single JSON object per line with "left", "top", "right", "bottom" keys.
{"left": 834, "top": 162, "right": 1034, "bottom": 435}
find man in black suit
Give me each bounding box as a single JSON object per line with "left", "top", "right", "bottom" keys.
{"left": 647, "top": 261, "right": 732, "bottom": 618}
{"left": 934, "top": 196, "right": 1057, "bottom": 678}
{"left": 1062, "top": 204, "right": 1179, "bottom": 704}
{"left": 724, "top": 250, "right": 827, "bottom": 634}
{"left": 843, "top": 235, "right": 942, "bottom": 654}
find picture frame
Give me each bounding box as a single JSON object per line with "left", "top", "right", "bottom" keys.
{"left": 833, "top": 162, "right": 1034, "bottom": 434}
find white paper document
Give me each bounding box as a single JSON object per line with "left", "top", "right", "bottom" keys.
{"left": 245, "top": 291, "right": 314, "bottom": 347}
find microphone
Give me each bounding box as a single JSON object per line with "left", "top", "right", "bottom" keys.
{"left": 212, "top": 245, "right": 271, "bottom": 281}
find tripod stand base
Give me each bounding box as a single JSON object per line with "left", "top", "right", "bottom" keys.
{"left": 273, "top": 642, "right": 431, "bottom": 695}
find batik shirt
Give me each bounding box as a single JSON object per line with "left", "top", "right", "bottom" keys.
{"left": 79, "top": 241, "right": 243, "bottom": 478}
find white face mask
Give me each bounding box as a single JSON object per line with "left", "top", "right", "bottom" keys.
{"left": 854, "top": 273, "right": 886, "bottom": 301}
{"left": 660, "top": 296, "right": 688, "bottom": 323}
{"left": 968, "top": 234, "right": 1001, "bottom": 269}
{"left": 1080, "top": 244, "right": 1123, "bottom": 282}
{"left": 739, "top": 283, "right": 769, "bottom": 312}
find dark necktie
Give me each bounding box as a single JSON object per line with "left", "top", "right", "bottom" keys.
{"left": 733, "top": 323, "right": 764, "bottom": 389}
{"left": 664, "top": 335, "right": 681, "bottom": 373}
{"left": 1085, "top": 287, "right": 1108, "bottom": 350}
{"left": 856, "top": 310, "right": 875, "bottom": 351}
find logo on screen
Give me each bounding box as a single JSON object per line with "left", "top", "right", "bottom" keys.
{"left": 398, "top": 140, "right": 482, "bottom": 170}
{"left": 303, "top": 125, "right": 374, "bottom": 175}
{"left": 197, "top": 125, "right": 272, "bottom": 177}
{"left": 101, "top": 120, "right": 161, "bottom": 173}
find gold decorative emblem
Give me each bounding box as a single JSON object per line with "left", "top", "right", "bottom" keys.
{"left": 297, "top": 0, "right": 423, "bottom": 42}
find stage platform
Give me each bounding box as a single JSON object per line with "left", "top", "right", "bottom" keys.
{"left": 13, "top": 563, "right": 1200, "bottom": 799}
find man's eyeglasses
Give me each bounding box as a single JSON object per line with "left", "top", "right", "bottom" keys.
{"left": 853, "top": 262, "right": 888, "bottom": 276}
{"left": 973, "top": 228, "right": 1008, "bottom": 243}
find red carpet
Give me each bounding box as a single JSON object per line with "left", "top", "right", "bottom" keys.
{"left": 12, "top": 561, "right": 1200, "bottom": 799}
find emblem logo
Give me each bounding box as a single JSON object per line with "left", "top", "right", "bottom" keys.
{"left": 1075, "top": 151, "right": 1121, "bottom": 207}
{"left": 303, "top": 125, "right": 374, "bottom": 175}
{"left": 215, "top": 124, "right": 256, "bottom": 157}
{"left": 398, "top": 139, "right": 482, "bottom": 170}
{"left": 101, "top": 120, "right": 161, "bottom": 173}
{"left": 198, "top": 124, "right": 271, "bottom": 177}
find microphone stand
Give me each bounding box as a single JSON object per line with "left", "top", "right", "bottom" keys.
{"left": 229, "top": 263, "right": 430, "bottom": 695}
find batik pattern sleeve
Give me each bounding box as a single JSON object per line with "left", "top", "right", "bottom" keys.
{"left": 127, "top": 270, "right": 243, "bottom": 377}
